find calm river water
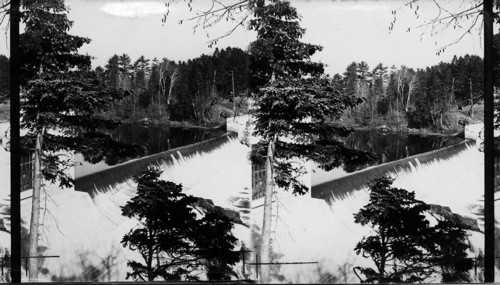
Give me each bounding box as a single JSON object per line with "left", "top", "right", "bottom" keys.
{"left": 312, "top": 130, "right": 463, "bottom": 186}
{"left": 76, "top": 124, "right": 463, "bottom": 180}
{"left": 75, "top": 124, "right": 225, "bottom": 178}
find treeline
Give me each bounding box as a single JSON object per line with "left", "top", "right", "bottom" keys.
{"left": 332, "top": 54, "right": 483, "bottom": 131}
{"left": 0, "top": 51, "right": 484, "bottom": 130}
{"left": 97, "top": 47, "right": 249, "bottom": 124}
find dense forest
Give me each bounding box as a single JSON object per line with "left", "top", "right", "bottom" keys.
{"left": 95, "top": 47, "right": 249, "bottom": 125}
{"left": 332, "top": 54, "right": 483, "bottom": 131}
{"left": 0, "top": 51, "right": 484, "bottom": 131}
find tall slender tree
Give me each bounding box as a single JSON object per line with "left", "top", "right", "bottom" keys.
{"left": 19, "top": 0, "right": 143, "bottom": 280}
{"left": 105, "top": 55, "right": 120, "bottom": 89}
{"left": 248, "top": 0, "right": 375, "bottom": 282}
{"left": 132, "top": 56, "right": 150, "bottom": 116}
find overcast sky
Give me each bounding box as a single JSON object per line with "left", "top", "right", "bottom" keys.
{"left": 0, "top": 0, "right": 484, "bottom": 75}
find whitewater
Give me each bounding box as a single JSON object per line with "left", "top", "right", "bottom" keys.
{"left": 0, "top": 130, "right": 252, "bottom": 281}
{"left": 251, "top": 143, "right": 499, "bottom": 283}
{"left": 0, "top": 119, "right": 498, "bottom": 282}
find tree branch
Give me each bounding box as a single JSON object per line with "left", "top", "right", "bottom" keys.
{"left": 390, "top": 0, "right": 485, "bottom": 53}
{"left": 164, "top": 0, "right": 251, "bottom": 45}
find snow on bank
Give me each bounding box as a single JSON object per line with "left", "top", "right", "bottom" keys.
{"left": 7, "top": 137, "right": 252, "bottom": 281}
{"left": 251, "top": 145, "right": 491, "bottom": 283}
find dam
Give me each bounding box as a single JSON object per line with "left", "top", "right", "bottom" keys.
{"left": 0, "top": 119, "right": 496, "bottom": 282}
{"left": 251, "top": 141, "right": 490, "bottom": 283}
{"left": 11, "top": 133, "right": 254, "bottom": 281}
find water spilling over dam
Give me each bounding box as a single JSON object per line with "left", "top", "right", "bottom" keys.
{"left": 1, "top": 123, "right": 495, "bottom": 281}
{"left": 251, "top": 142, "right": 491, "bottom": 283}
{"left": 17, "top": 134, "right": 253, "bottom": 281}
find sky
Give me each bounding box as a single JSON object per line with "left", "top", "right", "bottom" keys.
{"left": 0, "top": 0, "right": 484, "bottom": 75}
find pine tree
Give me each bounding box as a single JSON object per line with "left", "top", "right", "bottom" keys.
{"left": 19, "top": 0, "right": 144, "bottom": 280}
{"left": 248, "top": 0, "right": 375, "bottom": 282}
{"left": 354, "top": 177, "right": 473, "bottom": 283}
{"left": 132, "top": 56, "right": 150, "bottom": 116}
{"left": 105, "top": 55, "right": 120, "bottom": 89}
{"left": 121, "top": 168, "right": 239, "bottom": 281}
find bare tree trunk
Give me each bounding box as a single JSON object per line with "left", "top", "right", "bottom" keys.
{"left": 396, "top": 67, "right": 406, "bottom": 111}
{"left": 28, "top": 130, "right": 43, "bottom": 281}
{"left": 405, "top": 93, "right": 410, "bottom": 112}
{"left": 405, "top": 74, "right": 417, "bottom": 112}
{"left": 469, "top": 78, "right": 474, "bottom": 117}
{"left": 260, "top": 138, "right": 275, "bottom": 283}
{"left": 167, "top": 68, "right": 180, "bottom": 105}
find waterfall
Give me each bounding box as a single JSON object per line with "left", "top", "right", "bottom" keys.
{"left": 250, "top": 144, "right": 495, "bottom": 283}
{"left": 15, "top": 137, "right": 252, "bottom": 281}
{"left": 0, "top": 124, "right": 496, "bottom": 281}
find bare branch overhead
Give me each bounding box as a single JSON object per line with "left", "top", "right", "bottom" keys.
{"left": 163, "top": 0, "right": 252, "bottom": 46}
{"left": 389, "top": 0, "right": 488, "bottom": 55}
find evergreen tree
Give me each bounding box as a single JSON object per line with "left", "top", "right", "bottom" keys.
{"left": 19, "top": 0, "right": 143, "bottom": 280}
{"left": 248, "top": 0, "right": 375, "bottom": 282}
{"left": 342, "top": 62, "right": 359, "bottom": 98}
{"left": 104, "top": 54, "right": 120, "bottom": 90}
{"left": 118, "top": 54, "right": 133, "bottom": 90}
{"left": 121, "top": 168, "right": 239, "bottom": 281}
{"left": 249, "top": 0, "right": 375, "bottom": 196}
{"left": 354, "top": 177, "right": 473, "bottom": 283}
{"left": 145, "top": 58, "right": 161, "bottom": 111}
{"left": 371, "top": 63, "right": 388, "bottom": 118}
{"left": 248, "top": 0, "right": 323, "bottom": 89}
{"left": 132, "top": 55, "right": 150, "bottom": 115}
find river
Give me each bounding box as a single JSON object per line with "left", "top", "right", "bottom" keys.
{"left": 312, "top": 130, "right": 463, "bottom": 186}
{"left": 75, "top": 124, "right": 225, "bottom": 178}
{"left": 76, "top": 125, "right": 463, "bottom": 181}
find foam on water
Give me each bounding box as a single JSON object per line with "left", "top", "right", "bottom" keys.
{"left": 7, "top": 137, "right": 253, "bottom": 281}
{"left": 251, "top": 145, "right": 496, "bottom": 283}
{"left": 0, "top": 126, "right": 498, "bottom": 282}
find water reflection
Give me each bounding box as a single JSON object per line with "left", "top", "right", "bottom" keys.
{"left": 111, "top": 124, "right": 225, "bottom": 157}
{"left": 312, "top": 131, "right": 463, "bottom": 186}
{"left": 345, "top": 131, "right": 463, "bottom": 165}
{"left": 75, "top": 124, "right": 225, "bottom": 178}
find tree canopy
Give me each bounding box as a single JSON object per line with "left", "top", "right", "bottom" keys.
{"left": 99, "top": 47, "right": 249, "bottom": 123}
{"left": 250, "top": 78, "right": 376, "bottom": 194}
{"left": 249, "top": 0, "right": 375, "bottom": 195}
{"left": 354, "top": 177, "right": 473, "bottom": 283}
{"left": 19, "top": 0, "right": 144, "bottom": 185}
{"left": 18, "top": 0, "right": 144, "bottom": 279}
{"left": 248, "top": 0, "right": 323, "bottom": 89}
{"left": 121, "top": 168, "right": 240, "bottom": 281}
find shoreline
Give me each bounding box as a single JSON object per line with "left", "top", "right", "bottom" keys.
{"left": 344, "top": 125, "right": 467, "bottom": 138}
{"left": 119, "top": 118, "right": 226, "bottom": 130}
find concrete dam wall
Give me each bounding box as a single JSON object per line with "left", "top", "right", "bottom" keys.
{"left": 312, "top": 139, "right": 475, "bottom": 202}
{"left": 75, "top": 132, "right": 237, "bottom": 196}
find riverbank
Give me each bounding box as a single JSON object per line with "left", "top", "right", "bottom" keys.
{"left": 108, "top": 116, "right": 228, "bottom": 130}
{"left": 341, "top": 124, "right": 465, "bottom": 138}
{"left": 344, "top": 102, "right": 484, "bottom": 138}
